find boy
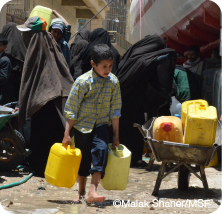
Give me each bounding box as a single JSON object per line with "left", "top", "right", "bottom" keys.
{"left": 0, "top": 33, "right": 13, "bottom": 105}
{"left": 62, "top": 44, "right": 121, "bottom": 203}
{"left": 49, "top": 10, "right": 71, "bottom": 66}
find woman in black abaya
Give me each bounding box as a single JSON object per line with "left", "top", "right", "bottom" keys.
{"left": 19, "top": 30, "right": 74, "bottom": 177}
{"left": 74, "top": 28, "right": 120, "bottom": 79}
{"left": 116, "top": 35, "right": 177, "bottom": 167}
{"left": 1, "top": 22, "right": 27, "bottom": 100}
{"left": 69, "top": 28, "right": 91, "bottom": 79}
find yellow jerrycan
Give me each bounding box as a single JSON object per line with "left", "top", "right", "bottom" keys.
{"left": 45, "top": 143, "right": 82, "bottom": 188}
{"left": 181, "top": 99, "right": 208, "bottom": 130}
{"left": 153, "top": 116, "right": 183, "bottom": 143}
{"left": 100, "top": 144, "right": 131, "bottom": 190}
{"left": 184, "top": 105, "right": 217, "bottom": 147}
{"left": 29, "top": 5, "right": 52, "bottom": 31}
{"left": 206, "top": 152, "right": 218, "bottom": 167}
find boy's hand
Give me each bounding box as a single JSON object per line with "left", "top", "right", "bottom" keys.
{"left": 112, "top": 135, "right": 120, "bottom": 149}
{"left": 62, "top": 132, "right": 71, "bottom": 146}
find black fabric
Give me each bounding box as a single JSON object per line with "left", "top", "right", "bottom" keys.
{"left": 0, "top": 52, "right": 14, "bottom": 105}
{"left": 70, "top": 40, "right": 89, "bottom": 79}
{"left": 76, "top": 28, "right": 120, "bottom": 78}
{"left": 111, "top": 45, "right": 121, "bottom": 75}
{"left": 1, "top": 22, "right": 26, "bottom": 62}
{"left": 116, "top": 35, "right": 177, "bottom": 163}
{"left": 70, "top": 29, "right": 91, "bottom": 79}
{"left": 24, "top": 98, "right": 65, "bottom": 177}
{"left": 1, "top": 22, "right": 27, "bottom": 100}
{"left": 71, "top": 28, "right": 91, "bottom": 44}
{"left": 81, "top": 28, "right": 111, "bottom": 74}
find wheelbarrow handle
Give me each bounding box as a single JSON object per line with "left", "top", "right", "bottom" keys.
{"left": 133, "top": 123, "right": 146, "bottom": 137}
{"left": 3, "top": 102, "right": 18, "bottom": 108}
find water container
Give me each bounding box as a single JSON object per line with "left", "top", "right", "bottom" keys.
{"left": 176, "top": 103, "right": 182, "bottom": 117}
{"left": 184, "top": 105, "right": 217, "bottom": 147}
{"left": 207, "top": 152, "right": 218, "bottom": 167}
{"left": 45, "top": 143, "right": 82, "bottom": 188}
{"left": 29, "top": 5, "right": 52, "bottom": 31}
{"left": 181, "top": 99, "right": 209, "bottom": 130}
{"left": 153, "top": 116, "right": 183, "bottom": 143}
{"left": 100, "top": 144, "right": 131, "bottom": 190}
{"left": 170, "top": 96, "right": 181, "bottom": 116}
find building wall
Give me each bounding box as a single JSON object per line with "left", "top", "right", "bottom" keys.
{"left": 104, "top": 0, "right": 127, "bottom": 38}
{"left": 0, "top": 4, "right": 7, "bottom": 31}
{"left": 91, "top": 19, "right": 103, "bottom": 31}
{"left": 0, "top": 0, "right": 108, "bottom": 43}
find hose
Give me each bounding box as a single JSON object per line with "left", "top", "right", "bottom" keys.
{"left": 0, "top": 166, "right": 34, "bottom": 190}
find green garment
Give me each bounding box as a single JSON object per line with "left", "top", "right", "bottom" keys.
{"left": 174, "top": 68, "right": 191, "bottom": 103}
{"left": 173, "top": 66, "right": 201, "bottom": 103}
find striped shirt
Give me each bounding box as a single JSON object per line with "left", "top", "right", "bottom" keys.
{"left": 58, "top": 38, "right": 70, "bottom": 66}
{"left": 64, "top": 69, "right": 122, "bottom": 133}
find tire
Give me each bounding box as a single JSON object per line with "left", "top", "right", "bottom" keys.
{"left": 0, "top": 128, "right": 26, "bottom": 171}
{"left": 178, "top": 165, "right": 190, "bottom": 191}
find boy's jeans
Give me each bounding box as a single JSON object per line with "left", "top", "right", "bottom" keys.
{"left": 74, "top": 124, "right": 109, "bottom": 179}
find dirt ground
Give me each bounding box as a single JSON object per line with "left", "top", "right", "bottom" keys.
{"left": 0, "top": 158, "right": 221, "bottom": 214}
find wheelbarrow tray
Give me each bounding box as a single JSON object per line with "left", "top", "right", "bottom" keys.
{"left": 147, "top": 138, "right": 217, "bottom": 166}
{"left": 0, "top": 112, "right": 18, "bottom": 130}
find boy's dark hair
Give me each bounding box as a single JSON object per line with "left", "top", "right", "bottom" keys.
{"left": 91, "top": 44, "right": 113, "bottom": 65}
{"left": 0, "top": 33, "right": 8, "bottom": 46}
{"left": 187, "top": 45, "right": 200, "bottom": 54}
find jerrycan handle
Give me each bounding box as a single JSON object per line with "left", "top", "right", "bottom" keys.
{"left": 108, "top": 144, "right": 123, "bottom": 157}
{"left": 62, "top": 143, "right": 71, "bottom": 150}
{"left": 63, "top": 144, "right": 78, "bottom": 155}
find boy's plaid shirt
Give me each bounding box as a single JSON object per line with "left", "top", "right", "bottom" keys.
{"left": 64, "top": 69, "right": 122, "bottom": 133}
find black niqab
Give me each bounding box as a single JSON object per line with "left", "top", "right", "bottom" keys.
{"left": 72, "top": 28, "right": 91, "bottom": 44}
{"left": 1, "top": 22, "right": 27, "bottom": 100}
{"left": 1, "top": 22, "right": 26, "bottom": 62}
{"left": 70, "top": 40, "right": 89, "bottom": 80}
{"left": 81, "top": 28, "right": 111, "bottom": 74}
{"left": 79, "top": 28, "right": 120, "bottom": 77}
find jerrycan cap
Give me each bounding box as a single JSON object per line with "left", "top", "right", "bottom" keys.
{"left": 162, "top": 122, "right": 172, "bottom": 132}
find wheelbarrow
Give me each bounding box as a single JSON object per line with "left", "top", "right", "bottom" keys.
{"left": 134, "top": 118, "right": 219, "bottom": 196}
{"left": 0, "top": 102, "right": 31, "bottom": 171}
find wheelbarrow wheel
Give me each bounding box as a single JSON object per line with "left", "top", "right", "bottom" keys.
{"left": 178, "top": 165, "right": 190, "bottom": 191}
{"left": 0, "top": 128, "right": 26, "bottom": 171}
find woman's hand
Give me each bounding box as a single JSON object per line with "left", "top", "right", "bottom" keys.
{"left": 12, "top": 107, "right": 19, "bottom": 114}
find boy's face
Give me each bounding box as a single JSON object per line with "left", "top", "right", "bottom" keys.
{"left": 50, "top": 29, "right": 63, "bottom": 42}
{"left": 0, "top": 43, "right": 7, "bottom": 54}
{"left": 91, "top": 59, "right": 113, "bottom": 78}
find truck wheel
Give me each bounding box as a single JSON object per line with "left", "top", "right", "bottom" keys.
{"left": 178, "top": 165, "right": 190, "bottom": 191}
{"left": 0, "top": 128, "right": 26, "bottom": 171}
